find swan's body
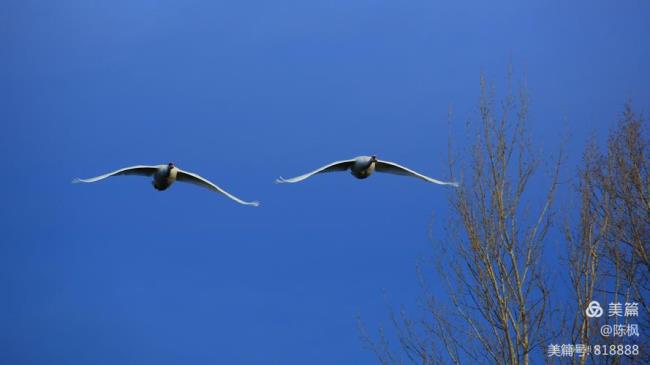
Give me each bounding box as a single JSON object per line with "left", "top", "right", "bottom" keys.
{"left": 350, "top": 156, "right": 376, "bottom": 179}
{"left": 73, "top": 163, "right": 259, "bottom": 206}
{"left": 276, "top": 156, "right": 458, "bottom": 187}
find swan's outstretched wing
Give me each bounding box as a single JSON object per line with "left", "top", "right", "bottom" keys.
{"left": 176, "top": 169, "right": 260, "bottom": 207}
{"left": 375, "top": 160, "right": 459, "bottom": 187}
{"left": 72, "top": 165, "right": 159, "bottom": 183}
{"left": 276, "top": 159, "right": 355, "bottom": 183}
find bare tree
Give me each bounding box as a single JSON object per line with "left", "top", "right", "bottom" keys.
{"left": 602, "top": 105, "right": 649, "bottom": 310}
{"left": 564, "top": 140, "right": 612, "bottom": 365}
{"left": 566, "top": 104, "right": 649, "bottom": 364}
{"left": 360, "top": 72, "right": 562, "bottom": 365}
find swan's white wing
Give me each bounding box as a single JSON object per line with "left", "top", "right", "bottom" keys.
{"left": 375, "top": 160, "right": 459, "bottom": 187}
{"left": 176, "top": 169, "right": 259, "bottom": 207}
{"left": 276, "top": 159, "right": 355, "bottom": 183}
{"left": 72, "top": 165, "right": 159, "bottom": 183}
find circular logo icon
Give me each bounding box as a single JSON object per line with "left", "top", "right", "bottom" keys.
{"left": 586, "top": 300, "right": 603, "bottom": 318}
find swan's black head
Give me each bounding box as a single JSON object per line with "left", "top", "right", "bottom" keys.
{"left": 168, "top": 162, "right": 174, "bottom": 169}
{"left": 370, "top": 155, "right": 377, "bottom": 162}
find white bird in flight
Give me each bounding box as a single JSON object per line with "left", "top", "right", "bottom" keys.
{"left": 73, "top": 163, "right": 260, "bottom": 207}
{"left": 276, "top": 155, "right": 459, "bottom": 187}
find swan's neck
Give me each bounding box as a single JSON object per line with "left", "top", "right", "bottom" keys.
{"left": 168, "top": 167, "right": 178, "bottom": 181}
{"left": 367, "top": 161, "right": 376, "bottom": 174}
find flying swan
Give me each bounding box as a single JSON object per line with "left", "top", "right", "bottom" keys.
{"left": 73, "top": 163, "right": 260, "bottom": 207}
{"left": 276, "top": 155, "right": 458, "bottom": 187}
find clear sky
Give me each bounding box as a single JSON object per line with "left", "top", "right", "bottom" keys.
{"left": 2, "top": 1, "right": 649, "bottom": 364}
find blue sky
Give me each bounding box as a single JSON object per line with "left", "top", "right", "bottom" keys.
{"left": 1, "top": 1, "right": 649, "bottom": 363}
